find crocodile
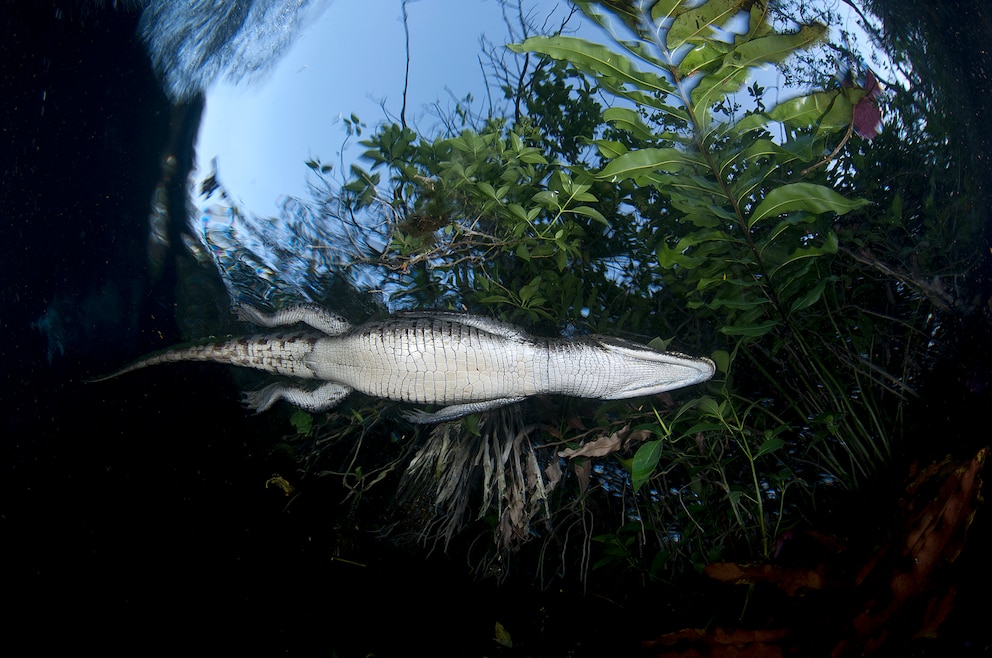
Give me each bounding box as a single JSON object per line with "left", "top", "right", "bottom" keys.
{"left": 98, "top": 304, "right": 716, "bottom": 423}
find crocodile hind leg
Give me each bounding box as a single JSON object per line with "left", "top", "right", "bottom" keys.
{"left": 244, "top": 381, "right": 353, "bottom": 413}
{"left": 401, "top": 397, "right": 526, "bottom": 424}
{"left": 235, "top": 304, "right": 353, "bottom": 336}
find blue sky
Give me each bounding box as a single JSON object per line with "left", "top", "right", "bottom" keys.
{"left": 192, "top": 0, "right": 878, "bottom": 218}
{"left": 195, "top": 0, "right": 582, "bottom": 216}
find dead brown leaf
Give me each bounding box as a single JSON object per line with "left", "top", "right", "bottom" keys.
{"left": 559, "top": 428, "right": 624, "bottom": 458}
{"left": 703, "top": 562, "right": 830, "bottom": 596}
{"left": 644, "top": 626, "right": 789, "bottom": 657}
{"left": 641, "top": 447, "right": 987, "bottom": 657}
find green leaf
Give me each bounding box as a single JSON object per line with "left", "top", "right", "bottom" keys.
{"left": 769, "top": 231, "right": 839, "bottom": 279}
{"left": 651, "top": 0, "right": 686, "bottom": 22}
{"left": 708, "top": 296, "right": 770, "bottom": 311}
{"left": 692, "top": 24, "right": 826, "bottom": 111}
{"left": 727, "top": 23, "right": 826, "bottom": 70}
{"left": 743, "top": 2, "right": 774, "bottom": 40}
{"left": 768, "top": 90, "right": 836, "bottom": 127}
{"left": 754, "top": 437, "right": 786, "bottom": 459}
{"left": 519, "top": 150, "right": 549, "bottom": 165}
{"left": 510, "top": 36, "right": 675, "bottom": 97}
{"left": 477, "top": 295, "right": 512, "bottom": 305}
{"left": 631, "top": 440, "right": 664, "bottom": 492}
{"left": 719, "top": 320, "right": 780, "bottom": 337}
{"left": 289, "top": 410, "right": 313, "bottom": 436}
{"left": 596, "top": 148, "right": 696, "bottom": 182}
{"left": 494, "top": 621, "right": 513, "bottom": 649}
{"left": 656, "top": 241, "right": 706, "bottom": 268}
{"left": 698, "top": 395, "right": 725, "bottom": 418}
{"left": 711, "top": 350, "right": 731, "bottom": 373}
{"left": 603, "top": 107, "right": 656, "bottom": 141}
{"left": 533, "top": 190, "right": 561, "bottom": 208}
{"left": 593, "top": 139, "right": 629, "bottom": 159}
{"left": 788, "top": 275, "right": 833, "bottom": 312}
{"left": 679, "top": 40, "right": 730, "bottom": 76}
{"left": 691, "top": 63, "right": 753, "bottom": 111}
{"left": 749, "top": 183, "right": 870, "bottom": 228}
{"left": 463, "top": 414, "right": 481, "bottom": 436}
{"left": 667, "top": 0, "right": 751, "bottom": 51}
{"left": 648, "top": 336, "right": 672, "bottom": 351}
{"left": 817, "top": 91, "right": 856, "bottom": 135}
{"left": 568, "top": 205, "right": 610, "bottom": 226}
{"left": 519, "top": 276, "right": 542, "bottom": 303}
{"left": 769, "top": 89, "right": 852, "bottom": 134}
{"left": 725, "top": 111, "right": 771, "bottom": 137}
{"left": 733, "top": 138, "right": 794, "bottom": 168}
{"left": 508, "top": 203, "right": 530, "bottom": 223}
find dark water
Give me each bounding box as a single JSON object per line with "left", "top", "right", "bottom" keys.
{"left": 0, "top": 3, "right": 638, "bottom": 656}
{"left": 3, "top": 1, "right": 991, "bottom": 656}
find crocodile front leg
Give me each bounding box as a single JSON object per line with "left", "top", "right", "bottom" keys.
{"left": 235, "top": 304, "right": 352, "bottom": 336}
{"left": 244, "top": 381, "right": 353, "bottom": 412}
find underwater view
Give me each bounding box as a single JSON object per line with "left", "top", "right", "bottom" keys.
{"left": 3, "top": 0, "right": 990, "bottom": 655}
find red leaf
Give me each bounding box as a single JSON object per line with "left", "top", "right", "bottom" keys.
{"left": 853, "top": 69, "right": 883, "bottom": 139}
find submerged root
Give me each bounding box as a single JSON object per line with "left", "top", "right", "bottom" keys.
{"left": 393, "top": 405, "right": 562, "bottom": 573}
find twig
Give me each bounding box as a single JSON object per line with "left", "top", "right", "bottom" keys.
{"left": 801, "top": 115, "right": 854, "bottom": 176}
{"left": 400, "top": 0, "right": 413, "bottom": 128}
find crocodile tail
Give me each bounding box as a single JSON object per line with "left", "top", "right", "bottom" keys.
{"left": 88, "top": 332, "right": 320, "bottom": 382}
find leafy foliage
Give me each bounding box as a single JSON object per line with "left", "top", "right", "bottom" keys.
{"left": 508, "top": 0, "right": 890, "bottom": 517}
{"left": 263, "top": 0, "right": 979, "bottom": 584}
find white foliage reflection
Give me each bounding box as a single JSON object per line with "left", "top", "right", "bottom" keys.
{"left": 138, "top": 0, "right": 330, "bottom": 102}
{"left": 196, "top": 172, "right": 395, "bottom": 308}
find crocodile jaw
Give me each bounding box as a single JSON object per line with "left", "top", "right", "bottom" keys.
{"left": 591, "top": 338, "right": 716, "bottom": 400}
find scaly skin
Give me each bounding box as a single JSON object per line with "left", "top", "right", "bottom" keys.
{"left": 97, "top": 304, "right": 715, "bottom": 423}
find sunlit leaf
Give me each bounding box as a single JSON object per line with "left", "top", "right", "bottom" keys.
{"left": 594, "top": 139, "right": 629, "bottom": 159}
{"left": 768, "top": 90, "right": 837, "bottom": 127}
{"left": 667, "top": 0, "right": 751, "bottom": 51}
{"left": 596, "top": 148, "right": 696, "bottom": 182}
{"left": 510, "top": 36, "right": 675, "bottom": 97}
{"left": 749, "top": 183, "right": 870, "bottom": 228}
{"left": 727, "top": 23, "right": 826, "bottom": 70}
{"left": 692, "top": 24, "right": 826, "bottom": 110}
{"left": 646, "top": 0, "right": 684, "bottom": 23}
{"left": 725, "top": 111, "right": 771, "bottom": 137}
{"left": 679, "top": 41, "right": 730, "bottom": 76}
